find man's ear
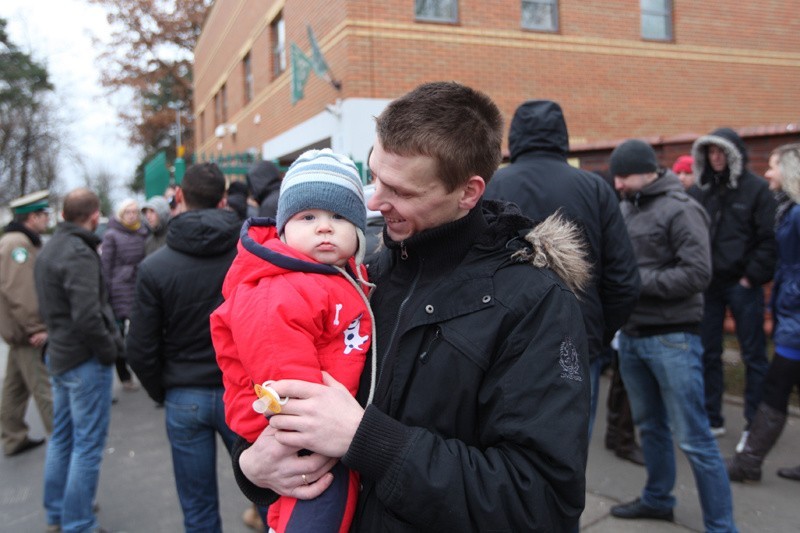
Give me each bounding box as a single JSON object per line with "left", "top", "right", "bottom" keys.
{"left": 458, "top": 175, "right": 486, "bottom": 211}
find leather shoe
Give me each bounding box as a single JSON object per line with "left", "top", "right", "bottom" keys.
{"left": 611, "top": 498, "right": 674, "bottom": 522}
{"left": 615, "top": 446, "right": 646, "bottom": 466}
{"left": 777, "top": 465, "right": 800, "bottom": 481}
{"left": 5, "top": 437, "right": 45, "bottom": 456}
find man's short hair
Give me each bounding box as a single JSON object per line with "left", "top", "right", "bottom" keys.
{"left": 376, "top": 81, "right": 503, "bottom": 192}
{"left": 181, "top": 163, "right": 226, "bottom": 209}
{"left": 62, "top": 188, "right": 100, "bottom": 223}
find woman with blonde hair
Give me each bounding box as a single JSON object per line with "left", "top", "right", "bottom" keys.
{"left": 101, "top": 198, "right": 148, "bottom": 391}
{"left": 727, "top": 143, "right": 800, "bottom": 482}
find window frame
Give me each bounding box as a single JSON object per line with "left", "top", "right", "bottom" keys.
{"left": 414, "top": 0, "right": 459, "bottom": 24}
{"left": 243, "top": 52, "right": 253, "bottom": 104}
{"left": 271, "top": 13, "right": 286, "bottom": 79}
{"left": 640, "top": 0, "right": 673, "bottom": 41}
{"left": 521, "top": 0, "right": 559, "bottom": 33}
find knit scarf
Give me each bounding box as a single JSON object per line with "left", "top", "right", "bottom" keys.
{"left": 121, "top": 219, "right": 142, "bottom": 231}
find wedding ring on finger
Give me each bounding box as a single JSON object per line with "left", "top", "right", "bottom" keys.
{"left": 301, "top": 474, "right": 309, "bottom": 485}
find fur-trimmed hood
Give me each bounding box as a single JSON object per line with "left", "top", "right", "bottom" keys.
{"left": 480, "top": 200, "right": 591, "bottom": 296}
{"left": 691, "top": 127, "right": 746, "bottom": 189}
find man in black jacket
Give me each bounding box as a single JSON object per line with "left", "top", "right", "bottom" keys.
{"left": 35, "top": 188, "right": 123, "bottom": 533}
{"left": 485, "top": 100, "right": 641, "bottom": 461}
{"left": 126, "top": 163, "right": 242, "bottom": 532}
{"left": 232, "top": 82, "right": 592, "bottom": 531}
{"left": 691, "top": 128, "right": 777, "bottom": 444}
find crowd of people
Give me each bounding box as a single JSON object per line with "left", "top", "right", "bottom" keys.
{"left": 0, "top": 80, "right": 798, "bottom": 533}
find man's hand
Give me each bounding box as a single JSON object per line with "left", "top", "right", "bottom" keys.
{"left": 240, "top": 424, "right": 337, "bottom": 500}
{"left": 739, "top": 276, "right": 752, "bottom": 289}
{"left": 28, "top": 331, "right": 47, "bottom": 348}
{"left": 268, "top": 372, "right": 365, "bottom": 458}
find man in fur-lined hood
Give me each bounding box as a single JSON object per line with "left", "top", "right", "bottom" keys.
{"left": 231, "top": 82, "right": 592, "bottom": 532}
{"left": 691, "top": 127, "right": 777, "bottom": 443}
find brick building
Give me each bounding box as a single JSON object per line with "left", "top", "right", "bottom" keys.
{"left": 193, "top": 0, "right": 800, "bottom": 177}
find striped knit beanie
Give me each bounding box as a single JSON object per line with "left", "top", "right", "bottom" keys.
{"left": 277, "top": 149, "right": 367, "bottom": 261}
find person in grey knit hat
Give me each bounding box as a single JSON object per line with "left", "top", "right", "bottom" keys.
{"left": 211, "top": 148, "right": 374, "bottom": 533}
{"left": 141, "top": 195, "right": 171, "bottom": 256}
{"left": 276, "top": 148, "right": 367, "bottom": 264}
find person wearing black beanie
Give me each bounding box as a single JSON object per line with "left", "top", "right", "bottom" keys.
{"left": 608, "top": 138, "right": 738, "bottom": 530}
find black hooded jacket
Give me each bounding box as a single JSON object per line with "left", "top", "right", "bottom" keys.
{"left": 485, "top": 100, "right": 640, "bottom": 359}
{"left": 126, "top": 208, "right": 241, "bottom": 403}
{"left": 691, "top": 128, "right": 777, "bottom": 286}
{"left": 246, "top": 160, "right": 282, "bottom": 218}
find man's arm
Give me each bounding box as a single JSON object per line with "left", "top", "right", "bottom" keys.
{"left": 640, "top": 202, "right": 711, "bottom": 299}
{"left": 743, "top": 184, "right": 777, "bottom": 287}
{"left": 126, "top": 264, "right": 166, "bottom": 403}
{"left": 65, "top": 245, "right": 119, "bottom": 364}
{"left": 269, "top": 284, "right": 590, "bottom": 531}
{"left": 0, "top": 239, "right": 46, "bottom": 338}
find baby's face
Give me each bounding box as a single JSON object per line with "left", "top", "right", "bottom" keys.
{"left": 284, "top": 209, "right": 358, "bottom": 266}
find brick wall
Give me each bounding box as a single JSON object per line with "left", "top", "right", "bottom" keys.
{"left": 194, "top": 0, "right": 800, "bottom": 160}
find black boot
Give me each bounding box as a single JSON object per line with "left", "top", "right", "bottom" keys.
{"left": 726, "top": 403, "right": 786, "bottom": 482}
{"left": 777, "top": 465, "right": 800, "bottom": 481}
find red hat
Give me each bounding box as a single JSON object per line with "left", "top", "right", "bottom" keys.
{"left": 672, "top": 155, "right": 693, "bottom": 174}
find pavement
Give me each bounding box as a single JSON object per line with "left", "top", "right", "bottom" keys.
{"left": 1, "top": 340, "right": 798, "bottom": 532}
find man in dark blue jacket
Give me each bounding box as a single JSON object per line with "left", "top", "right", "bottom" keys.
{"left": 485, "top": 100, "right": 641, "bottom": 457}
{"left": 691, "top": 128, "right": 777, "bottom": 446}
{"left": 126, "top": 163, "right": 242, "bottom": 533}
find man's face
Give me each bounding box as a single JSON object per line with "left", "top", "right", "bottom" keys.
{"left": 27, "top": 211, "right": 49, "bottom": 234}
{"left": 143, "top": 208, "right": 160, "bottom": 229}
{"left": 614, "top": 173, "right": 655, "bottom": 198}
{"left": 367, "top": 141, "right": 469, "bottom": 242}
{"left": 677, "top": 170, "right": 695, "bottom": 190}
{"left": 764, "top": 153, "right": 783, "bottom": 192}
{"left": 283, "top": 208, "right": 358, "bottom": 267}
{"left": 708, "top": 145, "right": 728, "bottom": 173}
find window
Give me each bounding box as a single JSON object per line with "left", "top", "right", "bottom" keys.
{"left": 272, "top": 13, "right": 286, "bottom": 78}
{"left": 415, "top": 0, "right": 458, "bottom": 23}
{"left": 522, "top": 0, "right": 558, "bottom": 32}
{"left": 214, "top": 84, "right": 228, "bottom": 125}
{"left": 214, "top": 92, "right": 222, "bottom": 126}
{"left": 641, "top": 0, "right": 672, "bottom": 41}
{"left": 199, "top": 110, "right": 205, "bottom": 142}
{"left": 243, "top": 52, "right": 253, "bottom": 104}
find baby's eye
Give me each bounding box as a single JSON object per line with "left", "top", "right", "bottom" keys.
{"left": 332, "top": 214, "right": 345, "bottom": 220}
{"left": 302, "top": 214, "right": 316, "bottom": 221}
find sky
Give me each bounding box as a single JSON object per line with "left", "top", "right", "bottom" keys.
{"left": 2, "top": 0, "right": 141, "bottom": 197}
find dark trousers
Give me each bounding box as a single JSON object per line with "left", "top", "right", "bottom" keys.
{"left": 700, "top": 281, "right": 769, "bottom": 428}
{"left": 605, "top": 349, "right": 638, "bottom": 454}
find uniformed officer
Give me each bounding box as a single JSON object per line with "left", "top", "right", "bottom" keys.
{"left": 0, "top": 190, "right": 53, "bottom": 456}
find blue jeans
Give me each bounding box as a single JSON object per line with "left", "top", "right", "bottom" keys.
{"left": 618, "top": 332, "right": 737, "bottom": 533}
{"left": 701, "top": 281, "right": 768, "bottom": 428}
{"left": 43, "top": 357, "right": 113, "bottom": 533}
{"left": 165, "top": 387, "right": 238, "bottom": 533}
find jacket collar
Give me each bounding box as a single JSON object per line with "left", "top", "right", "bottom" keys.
{"left": 2, "top": 221, "right": 42, "bottom": 247}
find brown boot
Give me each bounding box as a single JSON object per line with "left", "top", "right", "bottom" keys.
{"left": 726, "top": 403, "right": 786, "bottom": 483}
{"left": 777, "top": 465, "right": 800, "bottom": 481}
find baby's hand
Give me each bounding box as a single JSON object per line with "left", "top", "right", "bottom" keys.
{"left": 252, "top": 381, "right": 289, "bottom": 417}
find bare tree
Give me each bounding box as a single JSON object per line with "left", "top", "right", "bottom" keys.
{"left": 89, "top": 0, "right": 213, "bottom": 162}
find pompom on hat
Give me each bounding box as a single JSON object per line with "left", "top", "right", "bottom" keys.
{"left": 276, "top": 148, "right": 367, "bottom": 263}
{"left": 609, "top": 139, "right": 659, "bottom": 177}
